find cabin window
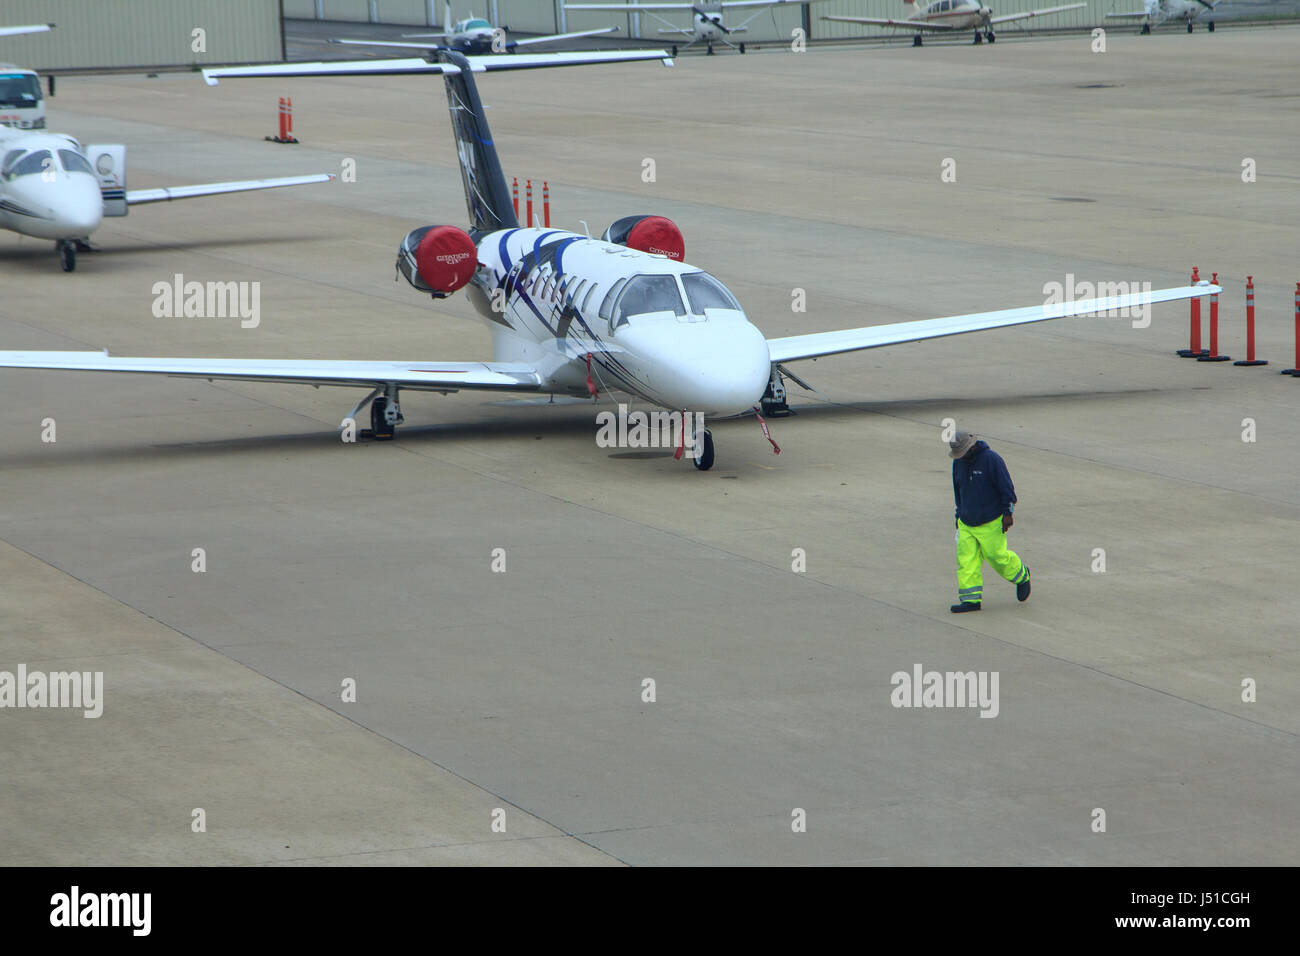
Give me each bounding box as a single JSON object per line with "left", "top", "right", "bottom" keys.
{"left": 682, "top": 271, "right": 741, "bottom": 314}
{"left": 611, "top": 274, "right": 687, "bottom": 331}
{"left": 599, "top": 278, "right": 628, "bottom": 320}
{"left": 4, "top": 149, "right": 51, "bottom": 179}
{"left": 58, "top": 150, "right": 94, "bottom": 176}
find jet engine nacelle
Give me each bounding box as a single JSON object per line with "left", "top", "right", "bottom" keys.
{"left": 84, "top": 144, "right": 127, "bottom": 217}
{"left": 602, "top": 215, "right": 685, "bottom": 262}
{"left": 397, "top": 224, "right": 479, "bottom": 298}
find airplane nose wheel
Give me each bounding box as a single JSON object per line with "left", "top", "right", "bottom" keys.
{"left": 986, "top": 30, "right": 995, "bottom": 42}
{"left": 739, "top": 42, "right": 745, "bottom": 53}
{"left": 56, "top": 240, "right": 76, "bottom": 272}
{"left": 1186, "top": 21, "right": 1193, "bottom": 32}
{"left": 912, "top": 34, "right": 923, "bottom": 46}
{"left": 693, "top": 429, "right": 714, "bottom": 471}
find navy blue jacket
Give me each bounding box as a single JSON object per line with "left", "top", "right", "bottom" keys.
{"left": 953, "top": 440, "right": 1017, "bottom": 527}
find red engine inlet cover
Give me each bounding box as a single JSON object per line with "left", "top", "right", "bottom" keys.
{"left": 625, "top": 216, "right": 684, "bottom": 261}
{"left": 415, "top": 226, "right": 478, "bottom": 293}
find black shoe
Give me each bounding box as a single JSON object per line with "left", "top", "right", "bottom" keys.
{"left": 950, "top": 602, "right": 981, "bottom": 613}
{"left": 1017, "top": 568, "right": 1031, "bottom": 602}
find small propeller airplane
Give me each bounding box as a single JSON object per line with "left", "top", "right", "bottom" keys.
{"left": 0, "top": 48, "right": 1218, "bottom": 470}
{"left": 824, "top": 0, "right": 1086, "bottom": 46}
{"left": 0, "top": 24, "right": 333, "bottom": 271}
{"left": 332, "top": 2, "right": 620, "bottom": 56}
{"left": 1105, "top": 0, "right": 1222, "bottom": 33}
{"left": 565, "top": 1, "right": 834, "bottom": 55}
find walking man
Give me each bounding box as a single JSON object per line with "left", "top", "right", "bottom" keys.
{"left": 949, "top": 430, "right": 1030, "bottom": 612}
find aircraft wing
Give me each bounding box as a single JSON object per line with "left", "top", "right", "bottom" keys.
{"left": 329, "top": 38, "right": 448, "bottom": 51}
{"left": 0, "top": 353, "right": 544, "bottom": 394}
{"left": 721, "top": 0, "right": 834, "bottom": 7}
{"left": 202, "top": 49, "right": 673, "bottom": 84}
{"left": 989, "top": 3, "right": 1086, "bottom": 24}
{"left": 821, "top": 14, "right": 960, "bottom": 31}
{"left": 511, "top": 26, "right": 621, "bottom": 45}
{"left": 1103, "top": 10, "right": 1154, "bottom": 16}
{"left": 765, "top": 285, "right": 1219, "bottom": 364}
{"left": 564, "top": 3, "right": 693, "bottom": 9}
{"left": 125, "top": 174, "right": 334, "bottom": 206}
{"left": 0, "top": 23, "right": 53, "bottom": 38}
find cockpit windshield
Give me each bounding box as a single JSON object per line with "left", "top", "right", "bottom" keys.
{"left": 611, "top": 274, "right": 686, "bottom": 329}
{"left": 682, "top": 271, "right": 742, "bottom": 313}
{"left": 463, "top": 18, "right": 491, "bottom": 29}
{"left": 3, "top": 149, "right": 52, "bottom": 180}
{"left": 58, "top": 149, "right": 94, "bottom": 175}
{"left": 0, "top": 73, "right": 41, "bottom": 110}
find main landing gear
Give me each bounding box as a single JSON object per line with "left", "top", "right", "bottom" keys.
{"left": 348, "top": 385, "right": 404, "bottom": 441}
{"left": 913, "top": 34, "right": 923, "bottom": 46}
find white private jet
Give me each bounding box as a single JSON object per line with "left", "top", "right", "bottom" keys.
{"left": 565, "top": 1, "right": 833, "bottom": 55}
{"left": 0, "top": 24, "right": 333, "bottom": 271}
{"left": 824, "top": 0, "right": 1086, "bottom": 46}
{"left": 336, "top": 3, "right": 620, "bottom": 55}
{"left": 0, "top": 49, "right": 1217, "bottom": 470}
{"left": 1105, "top": 0, "right": 1222, "bottom": 33}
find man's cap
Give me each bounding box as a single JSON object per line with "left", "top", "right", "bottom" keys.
{"left": 948, "top": 430, "right": 976, "bottom": 459}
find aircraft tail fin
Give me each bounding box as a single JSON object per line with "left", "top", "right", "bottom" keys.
{"left": 438, "top": 51, "right": 519, "bottom": 234}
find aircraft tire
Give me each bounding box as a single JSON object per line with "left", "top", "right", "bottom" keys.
{"left": 58, "top": 243, "right": 75, "bottom": 273}
{"left": 370, "top": 397, "right": 396, "bottom": 440}
{"left": 694, "top": 430, "right": 714, "bottom": 471}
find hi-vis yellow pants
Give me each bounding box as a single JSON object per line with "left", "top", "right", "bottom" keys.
{"left": 957, "top": 516, "right": 1028, "bottom": 605}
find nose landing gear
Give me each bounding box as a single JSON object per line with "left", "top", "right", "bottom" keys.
{"left": 56, "top": 239, "right": 76, "bottom": 272}
{"left": 693, "top": 428, "right": 715, "bottom": 471}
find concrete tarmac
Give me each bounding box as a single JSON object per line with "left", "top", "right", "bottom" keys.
{"left": 1, "top": 27, "right": 1296, "bottom": 865}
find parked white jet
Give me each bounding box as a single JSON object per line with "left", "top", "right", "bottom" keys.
{"left": 337, "top": 2, "right": 619, "bottom": 55}
{"left": 0, "top": 24, "right": 333, "bottom": 271}
{"left": 0, "top": 49, "right": 1217, "bottom": 470}
{"left": 565, "top": 1, "right": 833, "bottom": 55}
{"left": 824, "top": 0, "right": 1085, "bottom": 46}
{"left": 1105, "top": 0, "right": 1222, "bottom": 33}
{"left": 0, "top": 127, "right": 334, "bottom": 271}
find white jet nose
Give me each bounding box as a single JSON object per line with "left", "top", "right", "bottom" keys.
{"left": 51, "top": 177, "right": 103, "bottom": 236}
{"left": 626, "top": 315, "right": 771, "bottom": 416}
{"left": 14, "top": 175, "right": 103, "bottom": 238}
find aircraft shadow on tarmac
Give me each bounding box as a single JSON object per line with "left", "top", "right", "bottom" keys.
{"left": 0, "top": 234, "right": 328, "bottom": 272}
{"left": 0, "top": 384, "right": 1208, "bottom": 469}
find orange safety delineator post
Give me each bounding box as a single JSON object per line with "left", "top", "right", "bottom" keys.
{"left": 1198, "top": 273, "right": 1230, "bottom": 361}
{"left": 1177, "top": 266, "right": 1208, "bottom": 357}
{"left": 525, "top": 179, "right": 533, "bottom": 229}
{"left": 512, "top": 177, "right": 519, "bottom": 219}
{"left": 1234, "top": 276, "right": 1268, "bottom": 366}
{"left": 265, "top": 96, "right": 299, "bottom": 144}
{"left": 1283, "top": 283, "right": 1300, "bottom": 376}
{"left": 543, "top": 181, "right": 550, "bottom": 228}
